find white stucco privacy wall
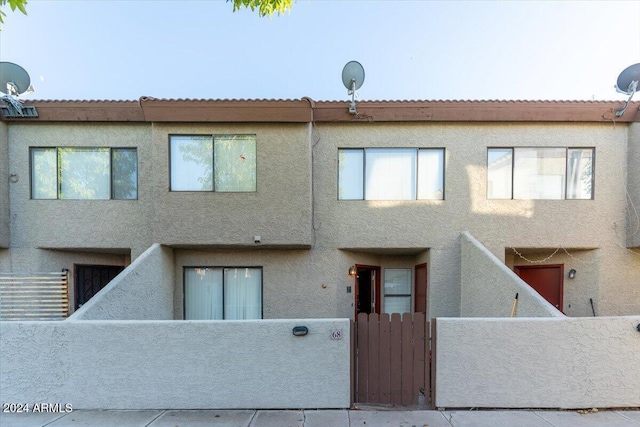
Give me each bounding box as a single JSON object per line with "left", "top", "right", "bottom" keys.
{"left": 69, "top": 244, "right": 174, "bottom": 320}
{"left": 460, "top": 232, "right": 562, "bottom": 317}
{"left": 434, "top": 316, "right": 640, "bottom": 409}
{"left": 0, "top": 319, "right": 350, "bottom": 409}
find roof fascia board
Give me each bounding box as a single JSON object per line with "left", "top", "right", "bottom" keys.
{"left": 2, "top": 101, "right": 144, "bottom": 122}
{"left": 312, "top": 101, "right": 640, "bottom": 123}
{"left": 139, "top": 98, "right": 312, "bottom": 123}
{"left": 1, "top": 99, "right": 638, "bottom": 123}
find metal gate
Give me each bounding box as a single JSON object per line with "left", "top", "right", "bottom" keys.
{"left": 74, "top": 265, "right": 124, "bottom": 309}
{"left": 351, "top": 312, "right": 432, "bottom": 407}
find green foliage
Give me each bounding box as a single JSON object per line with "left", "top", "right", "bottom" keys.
{"left": 0, "top": 0, "right": 28, "bottom": 25}
{"left": 229, "top": 0, "right": 294, "bottom": 17}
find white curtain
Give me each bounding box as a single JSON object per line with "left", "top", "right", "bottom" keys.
{"left": 365, "top": 149, "right": 417, "bottom": 200}
{"left": 224, "top": 268, "right": 262, "bottom": 320}
{"left": 184, "top": 267, "right": 261, "bottom": 320}
{"left": 338, "top": 149, "right": 364, "bottom": 200}
{"left": 184, "top": 268, "right": 223, "bottom": 320}
{"left": 417, "top": 149, "right": 444, "bottom": 200}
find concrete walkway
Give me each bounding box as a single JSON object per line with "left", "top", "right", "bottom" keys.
{"left": 2, "top": 408, "right": 639, "bottom": 427}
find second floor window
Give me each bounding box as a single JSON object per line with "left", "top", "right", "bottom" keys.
{"left": 338, "top": 148, "right": 445, "bottom": 200}
{"left": 30, "top": 147, "right": 138, "bottom": 200}
{"left": 488, "top": 147, "right": 594, "bottom": 200}
{"left": 170, "top": 135, "right": 256, "bottom": 192}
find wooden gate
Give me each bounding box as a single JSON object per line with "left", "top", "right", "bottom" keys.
{"left": 351, "top": 312, "right": 431, "bottom": 407}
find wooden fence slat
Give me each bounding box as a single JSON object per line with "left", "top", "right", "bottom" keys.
{"left": 357, "top": 313, "right": 369, "bottom": 403}
{"left": 367, "top": 313, "right": 380, "bottom": 403}
{"left": 389, "top": 313, "right": 403, "bottom": 405}
{"left": 412, "top": 312, "right": 426, "bottom": 405}
{"left": 378, "top": 313, "right": 391, "bottom": 404}
{"left": 401, "top": 312, "right": 413, "bottom": 406}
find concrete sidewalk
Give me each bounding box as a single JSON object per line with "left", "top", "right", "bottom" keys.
{"left": 2, "top": 408, "right": 639, "bottom": 427}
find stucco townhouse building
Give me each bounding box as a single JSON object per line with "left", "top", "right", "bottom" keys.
{"left": 1, "top": 98, "right": 639, "bottom": 322}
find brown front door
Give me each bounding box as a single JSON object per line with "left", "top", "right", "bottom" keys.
{"left": 514, "top": 264, "right": 564, "bottom": 311}
{"left": 414, "top": 263, "right": 427, "bottom": 314}
{"left": 355, "top": 265, "right": 381, "bottom": 317}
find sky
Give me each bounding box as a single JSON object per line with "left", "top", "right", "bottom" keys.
{"left": 0, "top": 0, "right": 639, "bottom": 102}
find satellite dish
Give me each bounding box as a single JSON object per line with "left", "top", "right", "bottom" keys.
{"left": 342, "top": 61, "right": 365, "bottom": 115}
{"left": 342, "top": 61, "right": 365, "bottom": 91}
{"left": 0, "top": 62, "right": 32, "bottom": 96}
{"left": 614, "top": 63, "right": 640, "bottom": 117}
{"left": 616, "top": 63, "right": 640, "bottom": 95}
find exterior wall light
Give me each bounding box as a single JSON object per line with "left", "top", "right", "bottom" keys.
{"left": 568, "top": 269, "right": 576, "bottom": 279}
{"left": 348, "top": 265, "right": 357, "bottom": 276}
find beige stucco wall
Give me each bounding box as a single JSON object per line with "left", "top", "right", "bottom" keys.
{"left": 3, "top": 119, "right": 640, "bottom": 319}
{"left": 70, "top": 244, "right": 174, "bottom": 320}
{"left": 435, "top": 316, "right": 640, "bottom": 408}
{"left": 0, "top": 319, "right": 351, "bottom": 409}
{"left": 150, "top": 123, "right": 312, "bottom": 247}
{"left": 172, "top": 248, "right": 430, "bottom": 320}
{"left": 0, "top": 121, "right": 8, "bottom": 248}
{"left": 461, "top": 232, "right": 562, "bottom": 317}
{"left": 7, "top": 123, "right": 154, "bottom": 258}
{"left": 506, "top": 248, "right": 600, "bottom": 317}
{"left": 313, "top": 122, "right": 640, "bottom": 317}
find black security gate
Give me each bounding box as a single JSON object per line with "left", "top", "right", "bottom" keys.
{"left": 74, "top": 265, "right": 124, "bottom": 309}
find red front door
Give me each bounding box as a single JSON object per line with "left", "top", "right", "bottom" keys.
{"left": 514, "top": 264, "right": 564, "bottom": 311}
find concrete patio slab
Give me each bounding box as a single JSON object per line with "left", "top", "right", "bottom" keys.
{"left": 446, "top": 410, "right": 550, "bottom": 427}
{"left": 0, "top": 411, "right": 67, "bottom": 427}
{"left": 349, "top": 410, "right": 451, "bottom": 427}
{"left": 617, "top": 410, "right": 640, "bottom": 424}
{"left": 303, "top": 409, "right": 350, "bottom": 427}
{"left": 150, "top": 410, "right": 255, "bottom": 427}
{"left": 47, "top": 410, "right": 163, "bottom": 427}
{"left": 536, "top": 410, "right": 640, "bottom": 427}
{"left": 250, "top": 410, "right": 305, "bottom": 426}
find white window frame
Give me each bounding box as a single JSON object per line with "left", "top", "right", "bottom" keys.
{"left": 30, "top": 147, "right": 138, "bottom": 200}
{"left": 487, "top": 147, "right": 594, "bottom": 200}
{"left": 338, "top": 148, "right": 445, "bottom": 201}
{"left": 382, "top": 268, "right": 412, "bottom": 315}
{"left": 169, "top": 134, "right": 257, "bottom": 192}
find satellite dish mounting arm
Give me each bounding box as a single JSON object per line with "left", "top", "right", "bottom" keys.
{"left": 349, "top": 78, "right": 357, "bottom": 115}
{"left": 2, "top": 82, "right": 24, "bottom": 116}
{"left": 615, "top": 80, "right": 638, "bottom": 117}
